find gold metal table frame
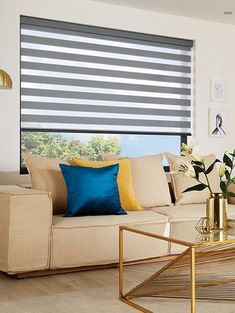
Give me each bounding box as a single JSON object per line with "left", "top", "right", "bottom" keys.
{"left": 119, "top": 225, "right": 235, "bottom": 313}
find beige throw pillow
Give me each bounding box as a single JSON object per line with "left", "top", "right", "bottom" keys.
{"left": 102, "top": 153, "right": 172, "bottom": 208}
{"left": 165, "top": 151, "right": 220, "bottom": 205}
{"left": 23, "top": 154, "right": 68, "bottom": 214}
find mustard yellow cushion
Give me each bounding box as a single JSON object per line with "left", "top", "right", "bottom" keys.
{"left": 70, "top": 158, "right": 143, "bottom": 211}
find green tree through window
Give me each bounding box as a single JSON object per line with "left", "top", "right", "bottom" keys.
{"left": 21, "top": 132, "right": 121, "bottom": 161}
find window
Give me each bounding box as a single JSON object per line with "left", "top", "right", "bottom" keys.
{"left": 20, "top": 16, "right": 193, "bottom": 172}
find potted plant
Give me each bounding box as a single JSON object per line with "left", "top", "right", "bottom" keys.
{"left": 173, "top": 143, "right": 235, "bottom": 229}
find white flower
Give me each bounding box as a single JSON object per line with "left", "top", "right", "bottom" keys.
{"left": 174, "top": 158, "right": 196, "bottom": 178}
{"left": 218, "top": 163, "right": 226, "bottom": 178}
{"left": 191, "top": 145, "right": 204, "bottom": 163}
{"left": 181, "top": 143, "right": 193, "bottom": 157}
{"left": 181, "top": 143, "right": 204, "bottom": 163}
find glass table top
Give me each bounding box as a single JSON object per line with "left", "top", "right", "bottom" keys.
{"left": 124, "top": 219, "right": 235, "bottom": 246}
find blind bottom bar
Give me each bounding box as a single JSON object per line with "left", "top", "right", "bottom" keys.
{"left": 21, "top": 122, "right": 191, "bottom": 134}
{"left": 21, "top": 128, "right": 191, "bottom": 136}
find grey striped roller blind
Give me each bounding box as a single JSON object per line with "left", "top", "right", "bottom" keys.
{"left": 20, "top": 16, "right": 193, "bottom": 135}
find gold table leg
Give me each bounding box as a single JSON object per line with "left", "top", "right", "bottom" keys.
{"left": 119, "top": 226, "right": 124, "bottom": 298}
{"left": 191, "top": 247, "right": 196, "bottom": 313}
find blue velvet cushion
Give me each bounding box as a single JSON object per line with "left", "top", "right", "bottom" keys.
{"left": 60, "top": 163, "right": 126, "bottom": 217}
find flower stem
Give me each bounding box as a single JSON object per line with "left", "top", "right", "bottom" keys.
{"left": 202, "top": 163, "right": 213, "bottom": 193}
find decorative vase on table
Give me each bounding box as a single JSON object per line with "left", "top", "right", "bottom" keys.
{"left": 206, "top": 193, "right": 228, "bottom": 229}
{"left": 173, "top": 143, "right": 235, "bottom": 231}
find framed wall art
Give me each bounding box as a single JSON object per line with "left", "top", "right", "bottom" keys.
{"left": 210, "top": 79, "right": 224, "bottom": 102}
{"left": 209, "top": 107, "right": 227, "bottom": 137}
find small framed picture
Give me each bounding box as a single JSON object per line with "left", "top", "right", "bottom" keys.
{"left": 210, "top": 79, "right": 224, "bottom": 102}
{"left": 209, "top": 108, "right": 227, "bottom": 137}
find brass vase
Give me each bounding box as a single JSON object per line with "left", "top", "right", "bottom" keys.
{"left": 206, "top": 193, "right": 228, "bottom": 229}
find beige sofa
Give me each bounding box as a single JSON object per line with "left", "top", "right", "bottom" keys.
{"left": 1, "top": 184, "right": 235, "bottom": 276}
{"left": 1, "top": 152, "right": 234, "bottom": 276}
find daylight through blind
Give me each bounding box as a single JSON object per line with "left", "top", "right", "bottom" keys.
{"left": 20, "top": 16, "right": 193, "bottom": 135}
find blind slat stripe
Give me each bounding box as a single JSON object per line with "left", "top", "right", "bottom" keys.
{"left": 21, "top": 123, "right": 191, "bottom": 134}
{"left": 21, "top": 34, "right": 191, "bottom": 62}
{"left": 21, "top": 97, "right": 191, "bottom": 110}
{"left": 21, "top": 75, "right": 191, "bottom": 95}
{"left": 21, "top": 70, "right": 190, "bottom": 88}
{"left": 21, "top": 49, "right": 191, "bottom": 73}
{"left": 21, "top": 28, "right": 192, "bottom": 56}
{"left": 21, "top": 89, "right": 191, "bottom": 106}
{"left": 21, "top": 16, "right": 192, "bottom": 135}
{"left": 21, "top": 115, "right": 190, "bottom": 128}
{"left": 21, "top": 102, "right": 191, "bottom": 116}
{"left": 21, "top": 43, "right": 191, "bottom": 67}
{"left": 21, "top": 62, "right": 191, "bottom": 84}
{"left": 21, "top": 19, "right": 193, "bottom": 48}
{"left": 21, "top": 109, "right": 190, "bottom": 123}
{"left": 21, "top": 57, "right": 191, "bottom": 78}
{"left": 21, "top": 85, "right": 191, "bottom": 100}
{"left": 21, "top": 27, "right": 192, "bottom": 55}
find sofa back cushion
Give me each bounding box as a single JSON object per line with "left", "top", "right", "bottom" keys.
{"left": 165, "top": 151, "right": 220, "bottom": 205}
{"left": 23, "top": 154, "right": 68, "bottom": 214}
{"left": 102, "top": 154, "right": 172, "bottom": 208}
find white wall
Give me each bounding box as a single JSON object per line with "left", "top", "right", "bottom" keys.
{"left": 0, "top": 0, "right": 235, "bottom": 181}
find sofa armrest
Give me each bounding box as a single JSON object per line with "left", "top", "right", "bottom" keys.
{"left": 0, "top": 185, "right": 52, "bottom": 274}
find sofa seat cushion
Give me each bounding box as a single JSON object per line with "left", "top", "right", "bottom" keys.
{"left": 53, "top": 210, "right": 168, "bottom": 228}
{"left": 151, "top": 203, "right": 235, "bottom": 222}
{"left": 51, "top": 211, "right": 168, "bottom": 269}
{"left": 152, "top": 203, "right": 235, "bottom": 255}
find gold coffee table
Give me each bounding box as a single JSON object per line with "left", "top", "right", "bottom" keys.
{"left": 119, "top": 220, "right": 235, "bottom": 313}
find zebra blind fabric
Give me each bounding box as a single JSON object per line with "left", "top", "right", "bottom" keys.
{"left": 20, "top": 16, "right": 193, "bottom": 135}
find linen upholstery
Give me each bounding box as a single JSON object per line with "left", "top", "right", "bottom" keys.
{"left": 165, "top": 152, "right": 220, "bottom": 205}
{"left": 228, "top": 183, "right": 235, "bottom": 204}
{"left": 152, "top": 203, "right": 235, "bottom": 222}
{"left": 0, "top": 186, "right": 52, "bottom": 273}
{"left": 51, "top": 211, "right": 168, "bottom": 268}
{"left": 23, "top": 154, "right": 68, "bottom": 214}
{"left": 130, "top": 154, "right": 172, "bottom": 208}
{"left": 102, "top": 154, "right": 172, "bottom": 208}
{"left": 70, "top": 158, "right": 142, "bottom": 211}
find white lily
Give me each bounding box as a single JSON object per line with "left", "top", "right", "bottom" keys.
{"left": 181, "top": 143, "right": 193, "bottom": 157}
{"left": 191, "top": 145, "right": 204, "bottom": 163}
{"left": 218, "top": 163, "right": 226, "bottom": 178}
{"left": 181, "top": 143, "right": 204, "bottom": 163}
{"left": 175, "top": 158, "right": 196, "bottom": 178}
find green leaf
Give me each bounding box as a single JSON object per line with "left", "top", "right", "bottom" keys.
{"left": 223, "top": 154, "right": 233, "bottom": 168}
{"left": 183, "top": 184, "right": 207, "bottom": 193}
{"left": 193, "top": 165, "right": 203, "bottom": 180}
{"left": 227, "top": 192, "right": 235, "bottom": 197}
{"left": 229, "top": 153, "right": 235, "bottom": 158}
{"left": 220, "top": 181, "right": 227, "bottom": 193}
{"left": 225, "top": 170, "right": 230, "bottom": 181}
{"left": 193, "top": 165, "right": 204, "bottom": 173}
{"left": 205, "top": 159, "right": 221, "bottom": 175}
{"left": 192, "top": 161, "right": 203, "bottom": 166}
